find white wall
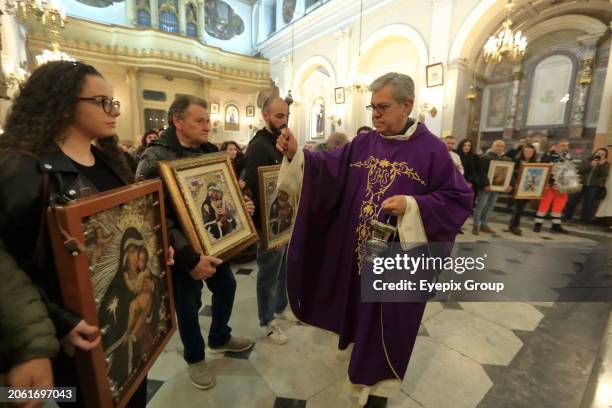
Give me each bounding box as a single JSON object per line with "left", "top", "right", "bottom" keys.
{"left": 64, "top": 0, "right": 128, "bottom": 26}
{"left": 208, "top": 89, "right": 258, "bottom": 145}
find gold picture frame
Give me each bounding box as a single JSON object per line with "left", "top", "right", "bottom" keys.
{"left": 159, "top": 153, "right": 259, "bottom": 261}
{"left": 487, "top": 160, "right": 515, "bottom": 192}
{"left": 513, "top": 163, "right": 553, "bottom": 200}
{"left": 257, "top": 165, "right": 298, "bottom": 251}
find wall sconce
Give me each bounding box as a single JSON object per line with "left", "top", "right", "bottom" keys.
{"left": 329, "top": 114, "right": 342, "bottom": 127}
{"left": 419, "top": 103, "right": 438, "bottom": 118}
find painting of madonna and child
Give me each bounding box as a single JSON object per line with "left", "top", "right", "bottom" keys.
{"left": 258, "top": 165, "right": 298, "bottom": 251}
{"left": 159, "top": 154, "right": 259, "bottom": 261}
{"left": 65, "top": 184, "right": 176, "bottom": 404}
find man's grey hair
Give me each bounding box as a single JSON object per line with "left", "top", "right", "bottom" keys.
{"left": 369, "top": 72, "right": 415, "bottom": 103}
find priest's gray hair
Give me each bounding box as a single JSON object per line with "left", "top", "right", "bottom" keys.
{"left": 369, "top": 72, "right": 415, "bottom": 103}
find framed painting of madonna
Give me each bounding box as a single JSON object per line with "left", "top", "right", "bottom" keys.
{"left": 159, "top": 153, "right": 259, "bottom": 261}
{"left": 47, "top": 180, "right": 176, "bottom": 408}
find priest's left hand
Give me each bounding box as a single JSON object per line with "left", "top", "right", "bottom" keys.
{"left": 381, "top": 195, "right": 407, "bottom": 216}
{"left": 244, "top": 195, "right": 255, "bottom": 216}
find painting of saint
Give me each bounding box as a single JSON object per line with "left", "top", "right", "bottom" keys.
{"left": 269, "top": 190, "right": 294, "bottom": 237}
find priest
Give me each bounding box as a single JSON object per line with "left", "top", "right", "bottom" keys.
{"left": 276, "top": 72, "right": 473, "bottom": 405}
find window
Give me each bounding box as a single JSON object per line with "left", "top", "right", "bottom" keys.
{"left": 159, "top": 0, "right": 179, "bottom": 33}
{"left": 144, "top": 109, "right": 168, "bottom": 128}
{"left": 142, "top": 90, "right": 167, "bottom": 101}
{"left": 186, "top": 3, "right": 198, "bottom": 38}
{"left": 526, "top": 54, "right": 575, "bottom": 127}
{"left": 136, "top": 0, "right": 151, "bottom": 26}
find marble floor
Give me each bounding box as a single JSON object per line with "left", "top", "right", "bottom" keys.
{"left": 145, "top": 213, "right": 612, "bottom": 408}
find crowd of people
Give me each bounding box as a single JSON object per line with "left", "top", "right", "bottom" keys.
{"left": 443, "top": 135, "right": 610, "bottom": 235}
{"left": 0, "top": 60, "right": 608, "bottom": 408}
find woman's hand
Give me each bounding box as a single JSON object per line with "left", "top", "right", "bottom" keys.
{"left": 62, "top": 320, "right": 101, "bottom": 356}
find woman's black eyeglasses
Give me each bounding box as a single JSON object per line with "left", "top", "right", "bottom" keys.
{"left": 78, "top": 96, "right": 120, "bottom": 115}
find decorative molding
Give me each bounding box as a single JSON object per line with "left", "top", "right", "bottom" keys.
{"left": 27, "top": 32, "right": 270, "bottom": 86}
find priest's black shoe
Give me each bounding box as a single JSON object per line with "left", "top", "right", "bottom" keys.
{"left": 364, "top": 396, "right": 388, "bottom": 408}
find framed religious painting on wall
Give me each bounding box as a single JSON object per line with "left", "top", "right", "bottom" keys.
{"left": 224, "top": 104, "right": 240, "bottom": 132}
{"left": 210, "top": 103, "right": 219, "bottom": 114}
{"left": 426, "top": 63, "right": 444, "bottom": 88}
{"left": 246, "top": 105, "right": 255, "bottom": 117}
{"left": 257, "top": 165, "right": 298, "bottom": 251}
{"left": 159, "top": 153, "right": 259, "bottom": 260}
{"left": 47, "top": 180, "right": 176, "bottom": 408}
{"left": 334, "top": 87, "right": 345, "bottom": 104}
{"left": 487, "top": 160, "right": 515, "bottom": 192}
{"left": 513, "top": 163, "right": 553, "bottom": 200}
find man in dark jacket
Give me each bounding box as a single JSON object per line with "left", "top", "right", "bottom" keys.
{"left": 244, "top": 97, "right": 291, "bottom": 345}
{"left": 137, "top": 95, "right": 254, "bottom": 390}
{"left": 0, "top": 239, "right": 58, "bottom": 389}
{"left": 472, "top": 139, "right": 512, "bottom": 235}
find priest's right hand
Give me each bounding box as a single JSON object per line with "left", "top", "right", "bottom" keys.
{"left": 62, "top": 319, "right": 101, "bottom": 356}
{"left": 276, "top": 127, "right": 298, "bottom": 160}
{"left": 189, "top": 254, "right": 223, "bottom": 280}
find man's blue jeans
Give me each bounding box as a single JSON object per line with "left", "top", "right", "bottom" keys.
{"left": 256, "top": 243, "right": 287, "bottom": 326}
{"left": 473, "top": 190, "right": 500, "bottom": 228}
{"left": 172, "top": 262, "right": 235, "bottom": 364}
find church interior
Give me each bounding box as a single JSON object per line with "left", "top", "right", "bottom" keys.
{"left": 0, "top": 0, "right": 611, "bottom": 407}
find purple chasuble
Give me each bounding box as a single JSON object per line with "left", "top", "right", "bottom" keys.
{"left": 287, "top": 123, "right": 473, "bottom": 386}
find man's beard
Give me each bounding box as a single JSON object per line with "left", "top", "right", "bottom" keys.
{"left": 269, "top": 123, "right": 283, "bottom": 136}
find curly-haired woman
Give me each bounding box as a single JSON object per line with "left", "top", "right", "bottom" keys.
{"left": 0, "top": 61, "right": 148, "bottom": 406}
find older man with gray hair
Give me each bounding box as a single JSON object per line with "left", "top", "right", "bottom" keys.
{"left": 275, "top": 72, "right": 473, "bottom": 406}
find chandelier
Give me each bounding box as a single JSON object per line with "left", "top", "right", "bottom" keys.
{"left": 483, "top": 0, "right": 527, "bottom": 64}
{"left": 4, "top": 0, "right": 45, "bottom": 23}
{"left": 36, "top": 45, "right": 75, "bottom": 66}
{"left": 2, "top": 61, "right": 29, "bottom": 86}
{"left": 4, "top": 0, "right": 72, "bottom": 66}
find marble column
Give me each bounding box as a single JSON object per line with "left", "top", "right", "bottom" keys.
{"left": 595, "top": 25, "right": 612, "bottom": 149}
{"left": 126, "top": 68, "right": 143, "bottom": 142}
{"left": 0, "top": 15, "right": 8, "bottom": 100}
{"left": 199, "top": 1, "right": 206, "bottom": 43}
{"left": 125, "top": 0, "right": 136, "bottom": 26}
{"left": 150, "top": 0, "right": 159, "bottom": 29}
{"left": 178, "top": 0, "right": 186, "bottom": 35}
{"left": 199, "top": 78, "right": 211, "bottom": 103}
{"left": 503, "top": 62, "right": 523, "bottom": 138}
{"left": 444, "top": 58, "right": 470, "bottom": 139}
{"left": 569, "top": 34, "right": 601, "bottom": 138}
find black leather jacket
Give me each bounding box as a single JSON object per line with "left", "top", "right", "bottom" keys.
{"left": 136, "top": 127, "right": 220, "bottom": 275}
{"left": 0, "top": 148, "right": 131, "bottom": 338}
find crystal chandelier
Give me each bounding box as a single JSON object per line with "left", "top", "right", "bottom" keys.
{"left": 4, "top": 0, "right": 45, "bottom": 23}
{"left": 483, "top": 0, "right": 527, "bottom": 64}
{"left": 2, "top": 61, "right": 29, "bottom": 86}
{"left": 36, "top": 45, "right": 75, "bottom": 66}
{"left": 4, "top": 0, "right": 72, "bottom": 66}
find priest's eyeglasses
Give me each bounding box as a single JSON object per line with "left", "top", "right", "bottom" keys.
{"left": 78, "top": 96, "right": 121, "bottom": 115}
{"left": 365, "top": 103, "right": 392, "bottom": 114}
